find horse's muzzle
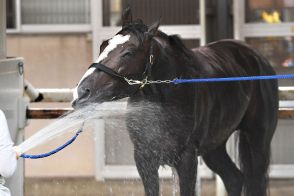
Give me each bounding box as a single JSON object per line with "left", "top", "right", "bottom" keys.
{"left": 72, "top": 87, "right": 91, "bottom": 107}
{"left": 71, "top": 99, "right": 78, "bottom": 109}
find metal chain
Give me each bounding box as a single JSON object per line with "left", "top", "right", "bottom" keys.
{"left": 124, "top": 77, "right": 173, "bottom": 86}
{"left": 146, "top": 79, "right": 173, "bottom": 84}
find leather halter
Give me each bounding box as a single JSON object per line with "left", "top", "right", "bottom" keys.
{"left": 89, "top": 42, "right": 154, "bottom": 88}
{"left": 89, "top": 63, "right": 129, "bottom": 81}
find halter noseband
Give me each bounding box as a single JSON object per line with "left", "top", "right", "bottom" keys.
{"left": 89, "top": 42, "right": 155, "bottom": 89}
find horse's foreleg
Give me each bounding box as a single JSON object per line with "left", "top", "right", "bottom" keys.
{"left": 175, "top": 148, "right": 198, "bottom": 196}
{"left": 134, "top": 150, "right": 160, "bottom": 196}
{"left": 202, "top": 142, "right": 243, "bottom": 196}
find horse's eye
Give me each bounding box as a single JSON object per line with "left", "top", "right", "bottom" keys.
{"left": 122, "top": 51, "right": 132, "bottom": 58}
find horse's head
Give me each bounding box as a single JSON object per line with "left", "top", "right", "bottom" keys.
{"left": 72, "top": 8, "right": 160, "bottom": 108}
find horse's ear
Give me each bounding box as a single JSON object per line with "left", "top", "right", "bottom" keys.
{"left": 99, "top": 39, "right": 109, "bottom": 54}
{"left": 122, "top": 7, "right": 132, "bottom": 27}
{"left": 143, "top": 20, "right": 160, "bottom": 46}
{"left": 147, "top": 20, "right": 160, "bottom": 36}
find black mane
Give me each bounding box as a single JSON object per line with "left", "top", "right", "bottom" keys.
{"left": 118, "top": 20, "right": 148, "bottom": 44}
{"left": 119, "top": 21, "right": 194, "bottom": 59}
{"left": 167, "top": 34, "right": 194, "bottom": 59}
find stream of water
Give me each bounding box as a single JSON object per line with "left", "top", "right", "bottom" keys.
{"left": 17, "top": 102, "right": 127, "bottom": 154}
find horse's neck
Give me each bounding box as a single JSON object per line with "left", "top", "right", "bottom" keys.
{"left": 138, "top": 47, "right": 195, "bottom": 105}
{"left": 152, "top": 40, "right": 193, "bottom": 79}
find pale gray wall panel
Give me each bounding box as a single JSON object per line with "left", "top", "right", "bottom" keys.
{"left": 21, "top": 0, "right": 91, "bottom": 24}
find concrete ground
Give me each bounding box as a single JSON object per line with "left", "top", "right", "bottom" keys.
{"left": 25, "top": 178, "right": 294, "bottom": 196}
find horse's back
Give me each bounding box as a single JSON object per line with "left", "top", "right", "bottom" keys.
{"left": 193, "top": 39, "right": 275, "bottom": 77}
{"left": 193, "top": 39, "right": 278, "bottom": 101}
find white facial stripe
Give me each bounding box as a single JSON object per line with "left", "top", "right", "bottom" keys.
{"left": 73, "top": 67, "right": 96, "bottom": 101}
{"left": 73, "top": 86, "right": 78, "bottom": 101}
{"left": 95, "top": 34, "right": 130, "bottom": 63}
{"left": 78, "top": 67, "right": 96, "bottom": 86}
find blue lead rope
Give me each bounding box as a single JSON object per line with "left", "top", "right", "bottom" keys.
{"left": 173, "top": 74, "right": 294, "bottom": 84}
{"left": 20, "top": 128, "right": 83, "bottom": 159}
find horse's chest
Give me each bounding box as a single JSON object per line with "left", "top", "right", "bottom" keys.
{"left": 126, "top": 109, "right": 193, "bottom": 163}
{"left": 127, "top": 115, "right": 186, "bottom": 145}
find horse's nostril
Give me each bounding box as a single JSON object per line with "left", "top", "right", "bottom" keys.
{"left": 83, "top": 88, "right": 91, "bottom": 96}
{"left": 79, "top": 87, "right": 91, "bottom": 99}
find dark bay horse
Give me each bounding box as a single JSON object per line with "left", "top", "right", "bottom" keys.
{"left": 72, "top": 8, "right": 278, "bottom": 196}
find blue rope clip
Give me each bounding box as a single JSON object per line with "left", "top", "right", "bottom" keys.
{"left": 20, "top": 127, "right": 83, "bottom": 159}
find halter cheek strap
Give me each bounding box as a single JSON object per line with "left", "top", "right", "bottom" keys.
{"left": 89, "top": 63, "right": 125, "bottom": 81}
{"left": 89, "top": 62, "right": 145, "bottom": 88}
{"left": 140, "top": 43, "right": 154, "bottom": 88}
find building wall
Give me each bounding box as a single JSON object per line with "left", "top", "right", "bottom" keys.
{"left": 7, "top": 34, "right": 96, "bottom": 177}
{"left": 7, "top": 34, "right": 92, "bottom": 88}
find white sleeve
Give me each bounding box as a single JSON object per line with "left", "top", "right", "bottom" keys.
{"left": 0, "top": 110, "right": 17, "bottom": 178}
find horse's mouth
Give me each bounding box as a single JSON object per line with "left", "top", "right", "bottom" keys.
{"left": 71, "top": 97, "right": 94, "bottom": 109}
{"left": 71, "top": 98, "right": 84, "bottom": 109}
{"left": 72, "top": 94, "right": 109, "bottom": 109}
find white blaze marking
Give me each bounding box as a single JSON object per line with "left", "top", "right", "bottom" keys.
{"left": 78, "top": 67, "right": 96, "bottom": 86}
{"left": 72, "top": 67, "right": 95, "bottom": 102}
{"left": 95, "top": 34, "right": 130, "bottom": 63}
{"left": 72, "top": 34, "right": 130, "bottom": 101}
{"left": 73, "top": 86, "right": 79, "bottom": 101}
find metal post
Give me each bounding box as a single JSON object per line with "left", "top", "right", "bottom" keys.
{"left": 233, "top": 0, "right": 245, "bottom": 40}
{"left": 0, "top": 0, "right": 6, "bottom": 59}
{"left": 217, "top": 0, "right": 229, "bottom": 39}
{"left": 94, "top": 119, "right": 105, "bottom": 181}
{"left": 200, "top": 0, "right": 206, "bottom": 46}
{"left": 91, "top": 0, "right": 102, "bottom": 61}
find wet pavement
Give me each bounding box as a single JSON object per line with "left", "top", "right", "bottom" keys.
{"left": 25, "top": 178, "right": 294, "bottom": 196}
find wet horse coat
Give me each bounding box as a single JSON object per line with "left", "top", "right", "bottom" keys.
{"left": 73, "top": 8, "right": 278, "bottom": 196}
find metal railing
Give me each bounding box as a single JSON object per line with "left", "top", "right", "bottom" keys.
{"left": 26, "top": 87, "right": 294, "bottom": 119}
